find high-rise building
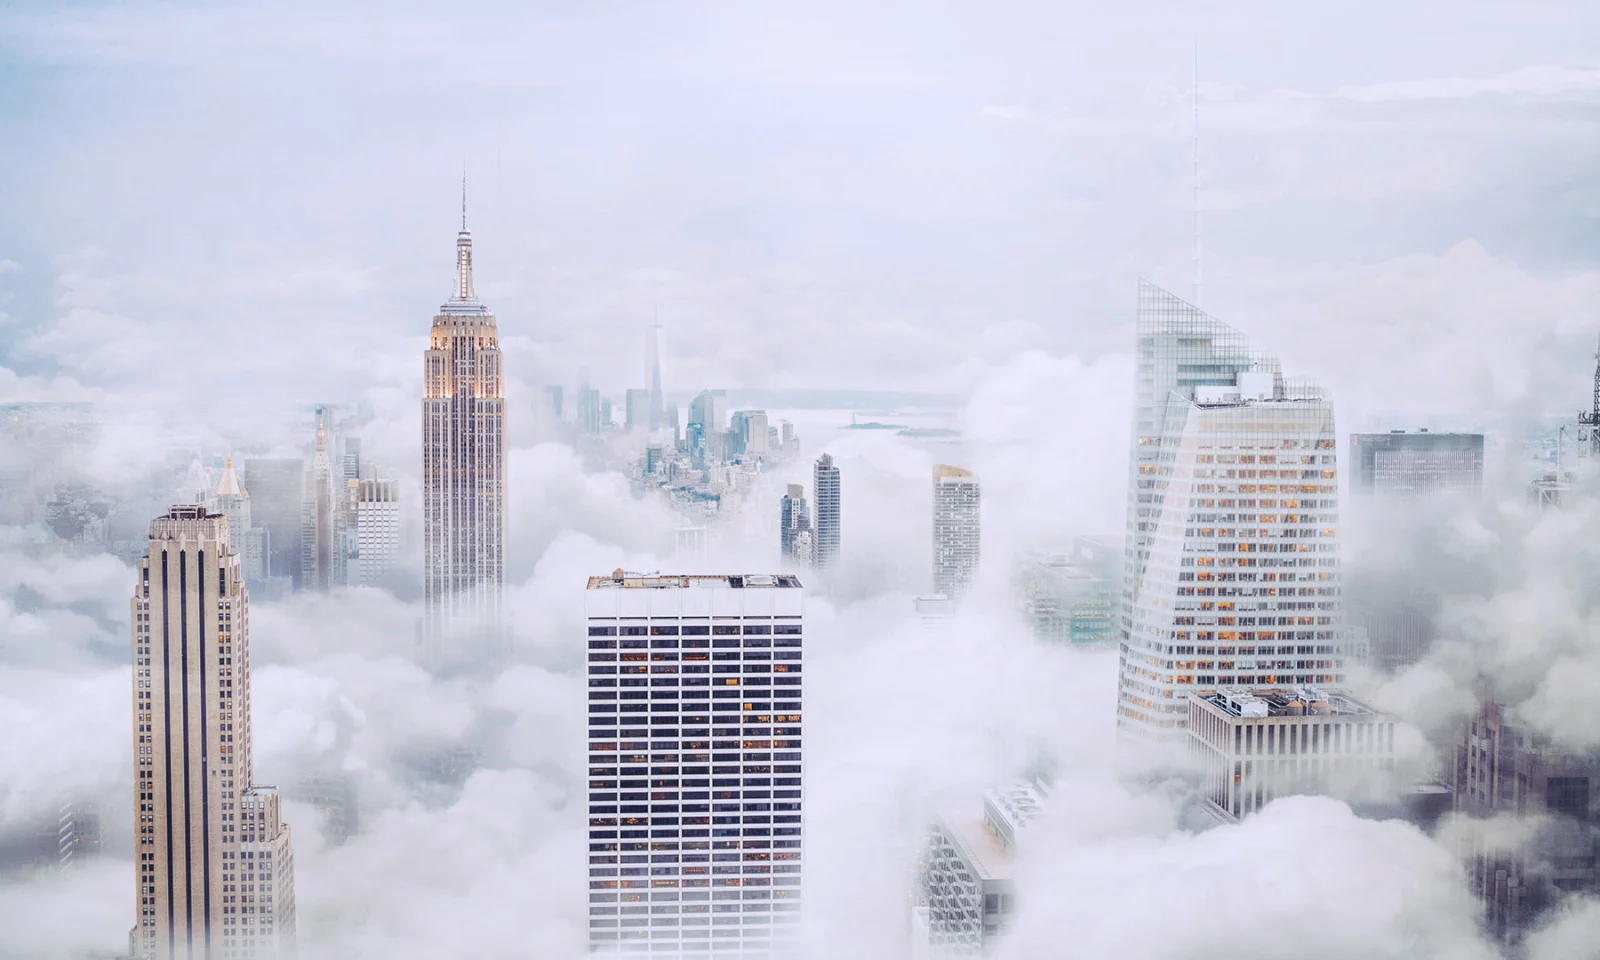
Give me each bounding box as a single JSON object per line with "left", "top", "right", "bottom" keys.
{"left": 812, "top": 454, "right": 840, "bottom": 568}
{"left": 584, "top": 572, "right": 805, "bottom": 957}
{"left": 241, "top": 459, "right": 303, "bottom": 588}
{"left": 1116, "top": 282, "right": 1347, "bottom": 742}
{"left": 1188, "top": 688, "right": 1394, "bottom": 823}
{"left": 918, "top": 781, "right": 1038, "bottom": 957}
{"left": 689, "top": 390, "right": 727, "bottom": 437}
{"left": 300, "top": 422, "right": 336, "bottom": 592}
{"left": 338, "top": 435, "right": 361, "bottom": 484}
{"left": 1449, "top": 700, "right": 1600, "bottom": 943}
{"left": 212, "top": 457, "right": 268, "bottom": 586}
{"left": 779, "top": 484, "right": 811, "bottom": 562}
{"left": 1017, "top": 536, "right": 1120, "bottom": 646}
{"left": 422, "top": 192, "right": 506, "bottom": 640}
{"left": 647, "top": 324, "right": 666, "bottom": 432}
{"left": 625, "top": 389, "right": 651, "bottom": 433}
{"left": 743, "top": 412, "right": 770, "bottom": 458}
{"left": 129, "top": 506, "right": 296, "bottom": 959}
{"left": 545, "top": 385, "right": 565, "bottom": 421}
{"left": 580, "top": 387, "right": 603, "bottom": 435}
{"left": 1350, "top": 431, "right": 1484, "bottom": 496}
{"left": 932, "top": 465, "right": 980, "bottom": 600}
{"left": 350, "top": 478, "right": 400, "bottom": 588}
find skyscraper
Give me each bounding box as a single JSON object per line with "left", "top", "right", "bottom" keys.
{"left": 779, "top": 484, "right": 811, "bottom": 562}
{"left": 1116, "top": 281, "right": 1346, "bottom": 741}
{"left": 300, "top": 422, "right": 335, "bottom": 592}
{"left": 812, "top": 453, "right": 840, "bottom": 568}
{"left": 647, "top": 323, "right": 666, "bottom": 432}
{"left": 1349, "top": 430, "right": 1484, "bottom": 496}
{"left": 422, "top": 189, "right": 506, "bottom": 640}
{"left": 212, "top": 457, "right": 267, "bottom": 586}
{"left": 129, "top": 506, "right": 296, "bottom": 959}
{"left": 351, "top": 478, "right": 400, "bottom": 588}
{"left": 932, "top": 465, "right": 980, "bottom": 600}
{"left": 241, "top": 459, "right": 303, "bottom": 588}
{"left": 625, "top": 388, "right": 651, "bottom": 433}
{"left": 585, "top": 571, "right": 805, "bottom": 957}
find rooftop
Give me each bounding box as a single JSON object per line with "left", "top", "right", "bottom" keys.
{"left": 932, "top": 464, "right": 974, "bottom": 480}
{"left": 586, "top": 571, "right": 803, "bottom": 590}
{"left": 1198, "top": 687, "right": 1377, "bottom": 719}
{"left": 938, "top": 814, "right": 1013, "bottom": 882}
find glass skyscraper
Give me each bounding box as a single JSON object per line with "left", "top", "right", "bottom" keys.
{"left": 1117, "top": 282, "right": 1348, "bottom": 741}
{"left": 811, "top": 454, "right": 839, "bottom": 568}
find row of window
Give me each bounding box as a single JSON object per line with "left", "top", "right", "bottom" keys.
{"left": 590, "top": 625, "right": 803, "bottom": 637}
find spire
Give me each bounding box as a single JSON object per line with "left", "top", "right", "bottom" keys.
{"left": 453, "top": 178, "right": 476, "bottom": 303}
{"left": 216, "top": 454, "right": 246, "bottom": 498}
{"left": 1192, "top": 41, "right": 1202, "bottom": 310}
{"left": 461, "top": 169, "right": 468, "bottom": 233}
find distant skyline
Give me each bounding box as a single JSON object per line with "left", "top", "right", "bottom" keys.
{"left": 0, "top": 2, "right": 1597, "bottom": 432}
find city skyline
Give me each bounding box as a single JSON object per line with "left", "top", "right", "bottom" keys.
{"left": 3, "top": 4, "right": 1600, "bottom": 958}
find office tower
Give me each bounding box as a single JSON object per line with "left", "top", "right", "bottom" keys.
{"left": 349, "top": 478, "right": 400, "bottom": 588}
{"left": 242, "top": 459, "right": 304, "bottom": 589}
{"left": 545, "top": 385, "right": 564, "bottom": 421}
{"left": 779, "top": 485, "right": 811, "bottom": 562}
{"left": 625, "top": 389, "right": 651, "bottom": 433}
{"left": 129, "top": 506, "right": 296, "bottom": 959}
{"left": 1449, "top": 700, "right": 1600, "bottom": 942}
{"left": 932, "top": 465, "right": 980, "bottom": 600}
{"left": 1189, "top": 688, "right": 1394, "bottom": 822}
{"left": 601, "top": 397, "right": 614, "bottom": 431}
{"left": 1117, "top": 282, "right": 1346, "bottom": 741}
{"left": 689, "top": 390, "right": 727, "bottom": 436}
{"left": 422, "top": 195, "right": 506, "bottom": 640}
{"left": 919, "top": 781, "right": 1038, "bottom": 957}
{"left": 647, "top": 324, "right": 666, "bottom": 432}
{"left": 1017, "top": 536, "right": 1120, "bottom": 646}
{"left": 584, "top": 572, "right": 805, "bottom": 957}
{"left": 212, "top": 458, "right": 268, "bottom": 586}
{"left": 812, "top": 454, "right": 840, "bottom": 568}
{"left": 58, "top": 799, "right": 102, "bottom": 869}
{"left": 300, "top": 423, "right": 335, "bottom": 592}
{"left": 744, "top": 412, "right": 770, "bottom": 458}
{"left": 1350, "top": 431, "right": 1484, "bottom": 496}
{"left": 780, "top": 422, "right": 796, "bottom": 455}
{"left": 728, "top": 412, "right": 750, "bottom": 459}
{"left": 580, "top": 387, "right": 603, "bottom": 435}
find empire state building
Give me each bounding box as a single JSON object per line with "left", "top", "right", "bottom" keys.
{"left": 422, "top": 189, "right": 505, "bottom": 641}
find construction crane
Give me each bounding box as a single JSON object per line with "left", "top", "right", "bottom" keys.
{"left": 1580, "top": 332, "right": 1600, "bottom": 457}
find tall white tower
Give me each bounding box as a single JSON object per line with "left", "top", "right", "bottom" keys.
{"left": 1116, "top": 281, "right": 1347, "bottom": 742}
{"left": 584, "top": 572, "right": 805, "bottom": 957}
{"left": 932, "top": 465, "right": 980, "bottom": 600}
{"left": 130, "top": 506, "right": 296, "bottom": 959}
{"left": 422, "top": 182, "right": 506, "bottom": 641}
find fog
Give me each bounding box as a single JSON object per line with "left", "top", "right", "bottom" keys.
{"left": 4, "top": 1, "right": 1600, "bottom": 959}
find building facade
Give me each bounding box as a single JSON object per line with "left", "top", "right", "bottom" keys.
{"left": 130, "top": 506, "right": 295, "bottom": 959}
{"left": 351, "top": 478, "right": 400, "bottom": 588}
{"left": 932, "top": 466, "right": 980, "bottom": 601}
{"left": 299, "top": 423, "right": 335, "bottom": 593}
{"left": 1117, "top": 282, "right": 1348, "bottom": 742}
{"left": 812, "top": 454, "right": 840, "bottom": 569}
{"left": 422, "top": 201, "right": 506, "bottom": 640}
{"left": 1350, "top": 431, "right": 1484, "bottom": 496}
{"left": 1017, "top": 536, "right": 1120, "bottom": 646}
{"left": 918, "top": 781, "right": 1038, "bottom": 957}
{"left": 1188, "top": 689, "right": 1394, "bottom": 822}
{"left": 585, "top": 572, "right": 805, "bottom": 957}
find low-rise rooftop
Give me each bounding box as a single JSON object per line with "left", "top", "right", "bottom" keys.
{"left": 1199, "top": 687, "right": 1376, "bottom": 719}
{"left": 586, "top": 571, "right": 803, "bottom": 590}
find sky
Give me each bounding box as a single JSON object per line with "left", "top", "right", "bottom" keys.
{"left": 4, "top": 2, "right": 1600, "bottom": 959}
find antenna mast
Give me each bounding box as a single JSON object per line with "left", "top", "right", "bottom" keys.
{"left": 1581, "top": 331, "right": 1600, "bottom": 457}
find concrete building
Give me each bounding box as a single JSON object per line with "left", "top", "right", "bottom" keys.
{"left": 779, "top": 485, "right": 811, "bottom": 563}
{"left": 1117, "top": 282, "right": 1349, "bottom": 742}
{"left": 422, "top": 192, "right": 506, "bottom": 640}
{"left": 242, "top": 459, "right": 304, "bottom": 588}
{"left": 585, "top": 572, "right": 804, "bottom": 957}
{"left": 1017, "top": 536, "right": 1120, "bottom": 646}
{"left": 130, "top": 506, "right": 296, "bottom": 959}
{"left": 1450, "top": 700, "right": 1600, "bottom": 944}
{"left": 300, "top": 421, "right": 336, "bottom": 592}
{"left": 932, "top": 466, "right": 980, "bottom": 601}
{"left": 1188, "top": 689, "right": 1395, "bottom": 823}
{"left": 351, "top": 478, "right": 400, "bottom": 588}
{"left": 1350, "top": 430, "right": 1484, "bottom": 496}
{"left": 812, "top": 454, "right": 840, "bottom": 569}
